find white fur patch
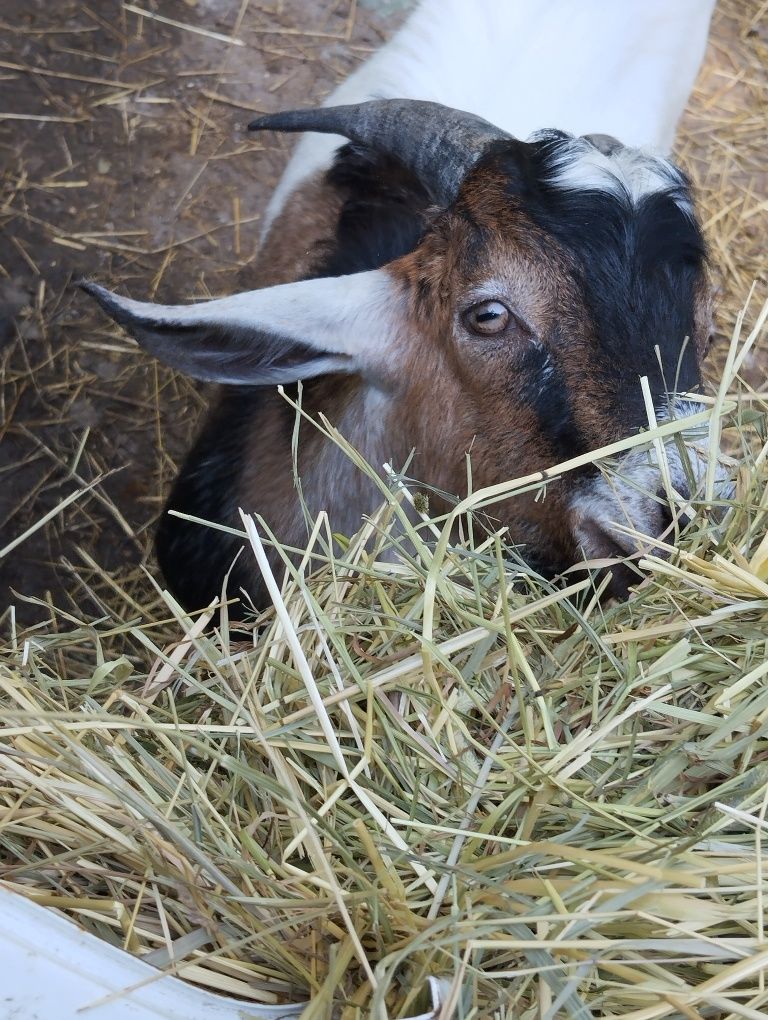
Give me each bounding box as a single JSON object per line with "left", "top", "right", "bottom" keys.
{"left": 570, "top": 399, "right": 733, "bottom": 561}
{"left": 263, "top": 0, "right": 716, "bottom": 230}
{"left": 85, "top": 269, "right": 407, "bottom": 387}
{"left": 539, "top": 134, "right": 691, "bottom": 212}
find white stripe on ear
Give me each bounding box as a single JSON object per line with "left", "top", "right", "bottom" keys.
{"left": 80, "top": 270, "right": 402, "bottom": 386}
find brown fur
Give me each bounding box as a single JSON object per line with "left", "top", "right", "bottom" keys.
{"left": 253, "top": 172, "right": 346, "bottom": 287}
{"left": 166, "top": 155, "right": 709, "bottom": 607}
{"left": 218, "top": 175, "right": 410, "bottom": 591}
{"left": 231, "top": 170, "right": 589, "bottom": 576}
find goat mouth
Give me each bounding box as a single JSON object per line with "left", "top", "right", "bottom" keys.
{"left": 566, "top": 486, "right": 698, "bottom": 597}
{"left": 574, "top": 516, "right": 641, "bottom": 562}
{"left": 568, "top": 515, "right": 647, "bottom": 593}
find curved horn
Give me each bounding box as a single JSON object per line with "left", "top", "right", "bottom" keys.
{"left": 249, "top": 99, "right": 511, "bottom": 205}
{"left": 582, "top": 132, "right": 623, "bottom": 156}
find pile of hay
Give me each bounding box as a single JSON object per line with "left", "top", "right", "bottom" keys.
{"left": 1, "top": 302, "right": 767, "bottom": 1019}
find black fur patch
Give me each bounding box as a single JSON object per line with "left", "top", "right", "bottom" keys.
{"left": 155, "top": 388, "right": 261, "bottom": 613}
{"left": 516, "top": 338, "right": 589, "bottom": 461}
{"left": 489, "top": 139, "right": 706, "bottom": 423}
{"left": 155, "top": 145, "right": 432, "bottom": 613}
{"left": 307, "top": 143, "right": 432, "bottom": 278}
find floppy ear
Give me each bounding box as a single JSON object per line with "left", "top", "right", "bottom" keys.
{"left": 79, "top": 270, "right": 403, "bottom": 386}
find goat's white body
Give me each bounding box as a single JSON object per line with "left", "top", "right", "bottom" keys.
{"left": 265, "top": 0, "right": 715, "bottom": 231}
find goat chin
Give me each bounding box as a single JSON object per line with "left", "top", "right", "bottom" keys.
{"left": 570, "top": 402, "right": 734, "bottom": 597}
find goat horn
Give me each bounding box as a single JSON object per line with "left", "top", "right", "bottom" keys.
{"left": 583, "top": 132, "right": 623, "bottom": 156}
{"left": 248, "top": 99, "right": 511, "bottom": 205}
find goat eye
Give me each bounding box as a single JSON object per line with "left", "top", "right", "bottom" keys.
{"left": 462, "top": 300, "right": 511, "bottom": 336}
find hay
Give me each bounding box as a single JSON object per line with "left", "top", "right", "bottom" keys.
{"left": 1, "top": 300, "right": 768, "bottom": 1018}
{"left": 0, "top": 0, "right": 764, "bottom": 623}
{"left": 676, "top": 0, "right": 768, "bottom": 386}
{"left": 0, "top": 0, "right": 766, "bottom": 1016}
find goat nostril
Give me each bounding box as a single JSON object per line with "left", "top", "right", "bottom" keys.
{"left": 655, "top": 486, "right": 695, "bottom": 534}
{"left": 572, "top": 515, "right": 646, "bottom": 598}
{"left": 656, "top": 499, "right": 676, "bottom": 536}
{"left": 575, "top": 516, "right": 639, "bottom": 562}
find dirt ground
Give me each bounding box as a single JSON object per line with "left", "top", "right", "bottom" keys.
{"left": 0, "top": 0, "right": 766, "bottom": 627}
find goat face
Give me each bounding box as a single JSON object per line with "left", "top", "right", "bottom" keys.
{"left": 387, "top": 133, "right": 716, "bottom": 586}
{"left": 82, "top": 101, "right": 725, "bottom": 600}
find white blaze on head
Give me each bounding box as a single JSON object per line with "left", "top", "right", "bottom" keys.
{"left": 534, "top": 132, "right": 693, "bottom": 214}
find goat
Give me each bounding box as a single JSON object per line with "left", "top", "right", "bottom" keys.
{"left": 82, "top": 0, "right": 724, "bottom": 612}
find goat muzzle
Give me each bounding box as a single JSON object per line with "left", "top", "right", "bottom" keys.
{"left": 569, "top": 406, "right": 734, "bottom": 597}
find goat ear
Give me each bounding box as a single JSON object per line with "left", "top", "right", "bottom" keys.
{"left": 79, "top": 271, "right": 402, "bottom": 386}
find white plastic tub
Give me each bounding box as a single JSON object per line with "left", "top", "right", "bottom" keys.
{"left": 0, "top": 885, "right": 447, "bottom": 1019}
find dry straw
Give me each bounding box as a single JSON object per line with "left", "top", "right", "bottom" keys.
{"left": 1, "top": 295, "right": 768, "bottom": 1018}
{"left": 0, "top": 3, "right": 766, "bottom": 1014}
